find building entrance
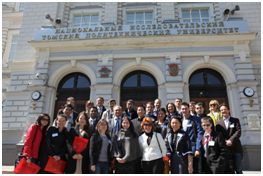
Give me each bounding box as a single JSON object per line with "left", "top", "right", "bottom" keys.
{"left": 189, "top": 68, "right": 228, "bottom": 115}
{"left": 121, "top": 70, "right": 158, "bottom": 110}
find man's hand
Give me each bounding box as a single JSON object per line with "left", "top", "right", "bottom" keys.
{"left": 226, "top": 140, "right": 232, "bottom": 147}
{"left": 194, "top": 150, "right": 201, "bottom": 158}
{"left": 91, "top": 165, "right": 96, "bottom": 172}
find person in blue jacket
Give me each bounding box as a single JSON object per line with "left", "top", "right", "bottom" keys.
{"left": 180, "top": 102, "right": 204, "bottom": 174}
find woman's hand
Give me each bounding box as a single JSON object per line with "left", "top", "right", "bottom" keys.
{"left": 53, "top": 155, "right": 61, "bottom": 161}
{"left": 91, "top": 165, "right": 96, "bottom": 172}
{"left": 26, "top": 158, "right": 31, "bottom": 164}
{"left": 72, "top": 154, "right": 78, "bottom": 159}
{"left": 188, "top": 162, "right": 193, "bottom": 174}
{"left": 116, "top": 158, "right": 126, "bottom": 163}
{"left": 77, "top": 154, "right": 83, "bottom": 159}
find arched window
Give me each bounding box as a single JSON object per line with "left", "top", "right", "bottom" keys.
{"left": 189, "top": 69, "right": 226, "bottom": 98}
{"left": 55, "top": 72, "right": 91, "bottom": 114}
{"left": 121, "top": 70, "right": 158, "bottom": 108}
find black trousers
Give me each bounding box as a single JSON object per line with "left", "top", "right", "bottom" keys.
{"left": 203, "top": 157, "right": 213, "bottom": 174}
{"left": 142, "top": 158, "right": 164, "bottom": 174}
{"left": 193, "top": 156, "right": 199, "bottom": 174}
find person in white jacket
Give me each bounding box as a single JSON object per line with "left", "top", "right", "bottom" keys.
{"left": 138, "top": 117, "right": 167, "bottom": 174}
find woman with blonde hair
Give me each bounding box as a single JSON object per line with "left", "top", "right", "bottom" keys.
{"left": 207, "top": 100, "right": 223, "bottom": 127}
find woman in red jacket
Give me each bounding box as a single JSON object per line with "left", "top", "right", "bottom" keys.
{"left": 23, "top": 113, "right": 50, "bottom": 166}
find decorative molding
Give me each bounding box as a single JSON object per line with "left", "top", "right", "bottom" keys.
{"left": 238, "top": 50, "right": 247, "bottom": 62}
{"left": 71, "top": 59, "right": 76, "bottom": 67}
{"left": 204, "top": 55, "right": 210, "bottom": 64}
{"left": 135, "top": 57, "right": 142, "bottom": 65}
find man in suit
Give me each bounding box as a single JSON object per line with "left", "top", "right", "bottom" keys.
{"left": 89, "top": 107, "right": 99, "bottom": 133}
{"left": 145, "top": 102, "right": 157, "bottom": 122}
{"left": 181, "top": 102, "right": 204, "bottom": 174}
{"left": 122, "top": 99, "right": 138, "bottom": 120}
{"left": 153, "top": 98, "right": 162, "bottom": 116}
{"left": 216, "top": 103, "right": 243, "bottom": 174}
{"left": 200, "top": 117, "right": 228, "bottom": 174}
{"left": 108, "top": 105, "right": 123, "bottom": 141}
{"left": 96, "top": 96, "right": 106, "bottom": 119}
{"left": 174, "top": 98, "right": 182, "bottom": 115}
{"left": 57, "top": 97, "right": 78, "bottom": 126}
{"left": 101, "top": 98, "right": 116, "bottom": 122}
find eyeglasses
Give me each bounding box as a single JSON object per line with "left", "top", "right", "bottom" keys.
{"left": 210, "top": 104, "right": 216, "bottom": 107}
{"left": 202, "top": 124, "right": 211, "bottom": 127}
{"left": 143, "top": 124, "right": 152, "bottom": 127}
{"left": 41, "top": 118, "right": 49, "bottom": 122}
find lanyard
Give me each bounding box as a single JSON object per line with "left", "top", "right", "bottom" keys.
{"left": 203, "top": 129, "right": 212, "bottom": 145}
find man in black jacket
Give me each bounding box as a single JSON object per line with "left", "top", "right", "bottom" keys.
{"left": 57, "top": 97, "right": 78, "bottom": 126}
{"left": 89, "top": 107, "right": 99, "bottom": 133}
{"left": 122, "top": 99, "right": 138, "bottom": 120}
{"left": 96, "top": 96, "right": 106, "bottom": 119}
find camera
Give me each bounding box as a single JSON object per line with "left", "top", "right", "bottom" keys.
{"left": 55, "top": 18, "right": 61, "bottom": 24}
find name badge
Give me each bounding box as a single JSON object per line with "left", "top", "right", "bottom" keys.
{"left": 162, "top": 124, "right": 167, "bottom": 128}
{"left": 187, "top": 124, "right": 192, "bottom": 127}
{"left": 117, "top": 137, "right": 121, "bottom": 141}
{"left": 178, "top": 133, "right": 183, "bottom": 137}
{"left": 208, "top": 141, "right": 215, "bottom": 146}
{"left": 52, "top": 133, "right": 58, "bottom": 137}
{"left": 230, "top": 124, "right": 234, "bottom": 128}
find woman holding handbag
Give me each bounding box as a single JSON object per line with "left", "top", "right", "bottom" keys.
{"left": 40, "top": 114, "right": 68, "bottom": 174}
{"left": 66, "top": 112, "right": 93, "bottom": 174}
{"left": 89, "top": 119, "right": 112, "bottom": 174}
{"left": 112, "top": 116, "right": 142, "bottom": 174}
{"left": 23, "top": 113, "right": 50, "bottom": 166}
{"left": 138, "top": 117, "right": 167, "bottom": 174}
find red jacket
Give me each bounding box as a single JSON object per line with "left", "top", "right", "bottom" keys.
{"left": 23, "top": 124, "right": 47, "bottom": 159}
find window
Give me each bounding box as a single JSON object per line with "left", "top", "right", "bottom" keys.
{"left": 19, "top": 3, "right": 25, "bottom": 12}
{"left": 126, "top": 12, "right": 153, "bottom": 25}
{"left": 182, "top": 9, "right": 209, "bottom": 23}
{"left": 73, "top": 14, "right": 99, "bottom": 27}
{"left": 8, "top": 36, "right": 18, "bottom": 63}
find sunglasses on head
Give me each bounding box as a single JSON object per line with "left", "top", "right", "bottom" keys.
{"left": 202, "top": 124, "right": 211, "bottom": 127}
{"left": 210, "top": 104, "right": 216, "bottom": 107}
{"left": 143, "top": 124, "right": 152, "bottom": 127}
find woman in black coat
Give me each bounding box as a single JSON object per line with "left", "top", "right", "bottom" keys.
{"left": 65, "top": 112, "right": 93, "bottom": 174}
{"left": 89, "top": 119, "right": 112, "bottom": 174}
{"left": 112, "top": 116, "right": 142, "bottom": 174}
{"left": 40, "top": 114, "right": 68, "bottom": 174}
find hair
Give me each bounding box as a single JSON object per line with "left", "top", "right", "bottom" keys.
{"left": 113, "top": 105, "right": 122, "bottom": 111}
{"left": 219, "top": 103, "right": 229, "bottom": 110}
{"left": 154, "top": 98, "right": 161, "bottom": 103}
{"left": 189, "top": 101, "right": 196, "bottom": 105}
{"left": 75, "top": 111, "right": 92, "bottom": 137}
{"left": 209, "top": 100, "right": 220, "bottom": 111}
{"left": 96, "top": 119, "right": 109, "bottom": 135}
{"left": 90, "top": 106, "right": 98, "bottom": 112}
{"left": 141, "top": 117, "right": 155, "bottom": 132}
{"left": 36, "top": 113, "right": 50, "bottom": 130}
{"left": 201, "top": 116, "right": 213, "bottom": 124}
{"left": 196, "top": 102, "right": 204, "bottom": 108}
{"left": 136, "top": 104, "right": 145, "bottom": 111}
{"left": 175, "top": 98, "right": 182, "bottom": 102}
{"left": 126, "top": 99, "right": 134, "bottom": 104}
{"left": 166, "top": 102, "right": 177, "bottom": 113}
{"left": 67, "top": 97, "right": 75, "bottom": 101}
{"left": 181, "top": 102, "right": 189, "bottom": 108}
{"left": 108, "top": 98, "right": 116, "bottom": 103}
{"left": 170, "top": 115, "right": 182, "bottom": 129}
{"left": 121, "top": 116, "right": 135, "bottom": 131}
{"left": 64, "top": 103, "right": 73, "bottom": 110}
{"left": 97, "top": 96, "right": 104, "bottom": 101}
{"left": 146, "top": 102, "right": 154, "bottom": 107}
{"left": 85, "top": 100, "right": 94, "bottom": 109}
{"left": 57, "top": 114, "right": 67, "bottom": 121}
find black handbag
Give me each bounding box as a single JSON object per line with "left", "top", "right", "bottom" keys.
{"left": 14, "top": 125, "right": 38, "bottom": 169}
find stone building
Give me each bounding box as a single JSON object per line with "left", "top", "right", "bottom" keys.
{"left": 2, "top": 2, "right": 261, "bottom": 170}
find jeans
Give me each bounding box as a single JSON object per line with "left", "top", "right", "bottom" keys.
{"left": 225, "top": 151, "right": 243, "bottom": 174}
{"left": 89, "top": 162, "right": 109, "bottom": 174}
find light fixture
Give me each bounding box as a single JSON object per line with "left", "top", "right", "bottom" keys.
{"left": 45, "top": 13, "right": 53, "bottom": 21}
{"left": 231, "top": 5, "right": 240, "bottom": 14}
{"left": 224, "top": 9, "right": 230, "bottom": 15}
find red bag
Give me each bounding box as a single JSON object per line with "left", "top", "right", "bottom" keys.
{"left": 14, "top": 157, "right": 41, "bottom": 174}
{"left": 44, "top": 156, "right": 67, "bottom": 174}
{"left": 72, "top": 136, "right": 89, "bottom": 154}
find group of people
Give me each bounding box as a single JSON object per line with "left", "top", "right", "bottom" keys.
{"left": 22, "top": 96, "right": 243, "bottom": 174}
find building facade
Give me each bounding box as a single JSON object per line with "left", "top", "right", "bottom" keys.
{"left": 2, "top": 2, "right": 261, "bottom": 170}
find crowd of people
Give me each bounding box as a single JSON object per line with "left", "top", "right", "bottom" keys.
{"left": 22, "top": 96, "right": 243, "bottom": 174}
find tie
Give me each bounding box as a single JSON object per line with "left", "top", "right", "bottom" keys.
{"left": 115, "top": 118, "right": 120, "bottom": 133}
